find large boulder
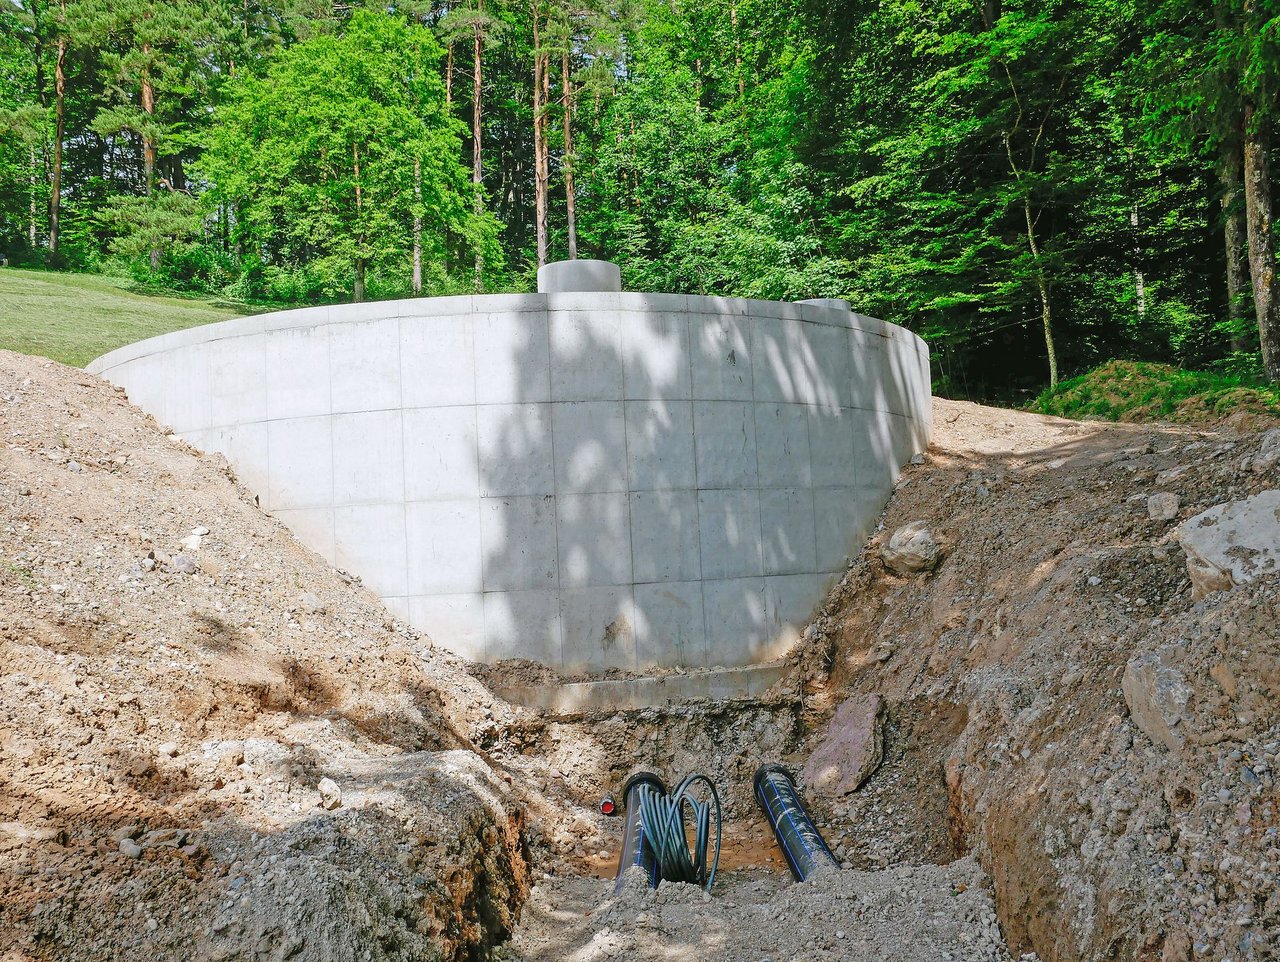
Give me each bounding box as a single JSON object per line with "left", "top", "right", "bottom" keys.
{"left": 1122, "top": 647, "right": 1194, "bottom": 752}
{"left": 803, "top": 694, "right": 886, "bottom": 796}
{"left": 881, "top": 521, "right": 944, "bottom": 575}
{"left": 1176, "top": 490, "right": 1280, "bottom": 599}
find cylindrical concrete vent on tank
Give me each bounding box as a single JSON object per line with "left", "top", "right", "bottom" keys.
{"left": 536, "top": 258, "right": 622, "bottom": 294}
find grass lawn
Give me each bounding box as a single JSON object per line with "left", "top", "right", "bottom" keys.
{"left": 0, "top": 267, "right": 251, "bottom": 368}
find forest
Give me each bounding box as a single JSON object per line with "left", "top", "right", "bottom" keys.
{"left": 1, "top": 0, "right": 1278, "bottom": 400}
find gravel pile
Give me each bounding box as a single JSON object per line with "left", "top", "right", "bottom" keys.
{"left": 510, "top": 858, "right": 1013, "bottom": 962}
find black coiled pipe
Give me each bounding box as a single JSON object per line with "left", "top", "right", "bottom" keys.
{"left": 613, "top": 771, "right": 666, "bottom": 891}
{"left": 753, "top": 764, "right": 840, "bottom": 881}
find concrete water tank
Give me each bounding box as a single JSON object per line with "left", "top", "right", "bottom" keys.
{"left": 88, "top": 262, "right": 931, "bottom": 674}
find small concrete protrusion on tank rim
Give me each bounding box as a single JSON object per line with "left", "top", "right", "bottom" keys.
{"left": 796, "top": 297, "right": 851, "bottom": 311}
{"left": 537, "top": 258, "right": 623, "bottom": 294}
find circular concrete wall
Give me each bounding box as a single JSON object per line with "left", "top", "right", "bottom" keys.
{"left": 88, "top": 288, "right": 930, "bottom": 672}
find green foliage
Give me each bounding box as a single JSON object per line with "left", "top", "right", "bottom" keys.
{"left": 95, "top": 192, "right": 201, "bottom": 260}
{"left": 0, "top": 0, "right": 1275, "bottom": 399}
{"left": 201, "top": 10, "right": 493, "bottom": 300}
{"left": 1031, "top": 360, "right": 1280, "bottom": 422}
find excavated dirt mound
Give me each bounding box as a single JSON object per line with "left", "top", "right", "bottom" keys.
{"left": 0, "top": 352, "right": 533, "bottom": 961}
{"left": 788, "top": 399, "right": 1280, "bottom": 962}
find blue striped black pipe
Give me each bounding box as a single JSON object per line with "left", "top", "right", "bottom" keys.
{"left": 753, "top": 764, "right": 840, "bottom": 881}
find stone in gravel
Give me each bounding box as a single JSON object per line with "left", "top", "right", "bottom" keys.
{"left": 180, "top": 534, "right": 202, "bottom": 552}
{"left": 318, "top": 777, "right": 342, "bottom": 810}
{"left": 1147, "top": 492, "right": 1180, "bottom": 521}
{"left": 881, "top": 521, "right": 943, "bottom": 575}
{"left": 1209, "top": 663, "right": 1237, "bottom": 698}
{"left": 300, "top": 592, "right": 326, "bottom": 614}
{"left": 803, "top": 694, "right": 886, "bottom": 796}
{"left": 1253, "top": 428, "right": 1280, "bottom": 472}
{"left": 1123, "top": 647, "right": 1193, "bottom": 752}
{"left": 118, "top": 838, "right": 142, "bottom": 859}
{"left": 1177, "top": 491, "right": 1280, "bottom": 599}
{"left": 110, "top": 824, "right": 143, "bottom": 843}
{"left": 158, "top": 742, "right": 179, "bottom": 758}
{"left": 66, "top": 460, "right": 82, "bottom": 473}
{"left": 169, "top": 554, "right": 198, "bottom": 575}
{"left": 191, "top": 526, "right": 210, "bottom": 537}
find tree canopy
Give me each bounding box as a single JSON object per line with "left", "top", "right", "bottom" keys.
{"left": 2, "top": 0, "right": 1278, "bottom": 393}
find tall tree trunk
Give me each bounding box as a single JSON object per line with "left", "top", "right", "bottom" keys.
{"left": 473, "top": 13, "right": 485, "bottom": 288}
{"left": 28, "top": 147, "right": 38, "bottom": 249}
{"left": 561, "top": 49, "right": 576, "bottom": 259}
{"left": 141, "top": 61, "right": 156, "bottom": 194}
{"left": 1024, "top": 197, "right": 1058, "bottom": 387}
{"left": 49, "top": 35, "right": 66, "bottom": 255}
{"left": 532, "top": 8, "right": 548, "bottom": 268}
{"left": 412, "top": 158, "right": 423, "bottom": 295}
{"left": 141, "top": 52, "right": 161, "bottom": 270}
{"left": 1244, "top": 102, "right": 1280, "bottom": 382}
{"left": 1220, "top": 136, "right": 1251, "bottom": 352}
{"left": 354, "top": 259, "right": 367, "bottom": 303}
{"left": 729, "top": 0, "right": 744, "bottom": 101}
{"left": 446, "top": 42, "right": 454, "bottom": 106}
{"left": 1130, "top": 203, "right": 1146, "bottom": 321}
{"left": 354, "top": 142, "right": 366, "bottom": 303}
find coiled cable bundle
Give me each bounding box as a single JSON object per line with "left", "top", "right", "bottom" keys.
{"left": 633, "top": 772, "right": 723, "bottom": 891}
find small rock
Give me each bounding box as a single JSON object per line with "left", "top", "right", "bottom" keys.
{"left": 1087, "top": 576, "right": 1102, "bottom": 587}
{"left": 1177, "top": 491, "right": 1280, "bottom": 599}
{"left": 1209, "top": 662, "right": 1238, "bottom": 698}
{"left": 66, "top": 460, "right": 82, "bottom": 473}
{"left": 17, "top": 486, "right": 30, "bottom": 496}
{"left": 802, "top": 694, "right": 886, "bottom": 796}
{"left": 881, "top": 521, "right": 943, "bottom": 575}
{"left": 910, "top": 453, "right": 925, "bottom": 465}
{"left": 118, "top": 838, "right": 142, "bottom": 859}
{"left": 299, "top": 592, "right": 326, "bottom": 614}
{"left": 1147, "top": 492, "right": 1180, "bottom": 522}
{"left": 180, "top": 534, "right": 202, "bottom": 552}
{"left": 169, "top": 554, "right": 198, "bottom": 576}
{"left": 109, "top": 824, "right": 143, "bottom": 843}
{"left": 158, "top": 742, "right": 179, "bottom": 758}
{"left": 318, "top": 777, "right": 342, "bottom": 810}
{"left": 1123, "top": 647, "right": 1193, "bottom": 752}
{"left": 191, "top": 526, "right": 210, "bottom": 537}
{"left": 1253, "top": 428, "right": 1280, "bottom": 472}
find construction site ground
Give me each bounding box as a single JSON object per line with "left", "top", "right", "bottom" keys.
{"left": 2, "top": 349, "right": 1278, "bottom": 962}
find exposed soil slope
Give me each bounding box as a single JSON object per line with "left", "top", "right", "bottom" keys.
{"left": 0, "top": 351, "right": 530, "bottom": 961}
{"left": 794, "top": 398, "right": 1280, "bottom": 962}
